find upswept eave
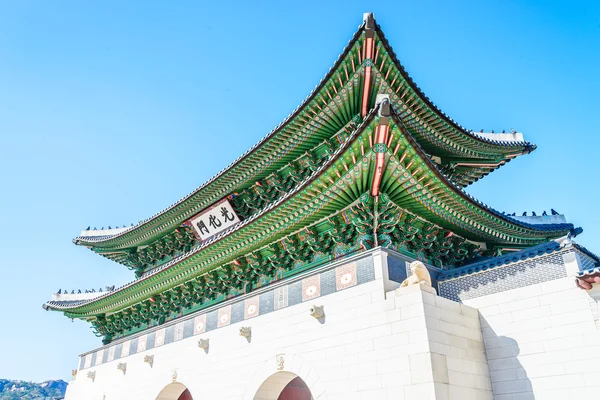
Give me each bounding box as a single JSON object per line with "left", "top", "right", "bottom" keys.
{"left": 373, "top": 22, "right": 536, "bottom": 153}
{"left": 74, "top": 13, "right": 537, "bottom": 254}
{"left": 387, "top": 107, "right": 575, "bottom": 235}
{"left": 73, "top": 19, "right": 368, "bottom": 248}
{"left": 46, "top": 101, "right": 575, "bottom": 316}
{"left": 46, "top": 106, "right": 383, "bottom": 313}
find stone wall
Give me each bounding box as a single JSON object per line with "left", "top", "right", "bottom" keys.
{"left": 66, "top": 245, "right": 600, "bottom": 400}
{"left": 440, "top": 247, "right": 600, "bottom": 399}
{"left": 65, "top": 249, "right": 491, "bottom": 400}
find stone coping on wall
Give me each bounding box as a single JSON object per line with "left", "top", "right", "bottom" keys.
{"left": 78, "top": 249, "right": 378, "bottom": 370}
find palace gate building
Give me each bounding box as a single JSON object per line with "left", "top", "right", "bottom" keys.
{"left": 45, "top": 13, "right": 600, "bottom": 400}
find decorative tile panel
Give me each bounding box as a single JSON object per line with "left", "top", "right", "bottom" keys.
{"left": 230, "top": 302, "right": 244, "bottom": 324}
{"left": 288, "top": 282, "right": 302, "bottom": 306}
{"left": 137, "top": 335, "right": 147, "bottom": 353}
{"left": 336, "top": 262, "right": 357, "bottom": 290}
{"left": 174, "top": 322, "right": 184, "bottom": 342}
{"left": 387, "top": 255, "right": 407, "bottom": 283}
{"left": 356, "top": 257, "right": 376, "bottom": 284}
{"left": 206, "top": 310, "right": 218, "bottom": 331}
{"left": 107, "top": 345, "right": 116, "bottom": 363}
{"left": 121, "top": 341, "right": 131, "bottom": 357}
{"left": 164, "top": 326, "right": 174, "bottom": 345}
{"left": 78, "top": 252, "right": 378, "bottom": 370}
{"left": 129, "top": 338, "right": 138, "bottom": 355}
{"left": 217, "top": 305, "right": 231, "bottom": 328}
{"left": 154, "top": 329, "right": 165, "bottom": 347}
{"left": 146, "top": 332, "right": 155, "bottom": 351}
{"left": 244, "top": 296, "right": 260, "bottom": 319}
{"left": 320, "top": 269, "right": 336, "bottom": 296}
{"left": 114, "top": 343, "right": 123, "bottom": 360}
{"left": 273, "top": 286, "right": 288, "bottom": 310}
{"left": 93, "top": 349, "right": 103, "bottom": 366}
{"left": 183, "top": 318, "right": 194, "bottom": 339}
{"left": 194, "top": 314, "right": 207, "bottom": 335}
{"left": 302, "top": 275, "right": 321, "bottom": 301}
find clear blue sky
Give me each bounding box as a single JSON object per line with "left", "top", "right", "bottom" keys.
{"left": 0, "top": 0, "right": 598, "bottom": 382}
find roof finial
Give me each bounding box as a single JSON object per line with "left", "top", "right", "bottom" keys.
{"left": 363, "top": 13, "right": 375, "bottom": 29}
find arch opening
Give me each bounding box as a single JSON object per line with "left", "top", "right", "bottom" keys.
{"left": 253, "top": 371, "right": 312, "bottom": 400}
{"left": 155, "top": 382, "right": 193, "bottom": 400}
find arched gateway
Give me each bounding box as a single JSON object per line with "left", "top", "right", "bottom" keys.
{"left": 254, "top": 372, "right": 312, "bottom": 400}
{"left": 155, "top": 382, "right": 193, "bottom": 400}
{"left": 245, "top": 354, "right": 324, "bottom": 400}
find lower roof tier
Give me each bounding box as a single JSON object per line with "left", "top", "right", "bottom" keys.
{"left": 45, "top": 102, "right": 578, "bottom": 343}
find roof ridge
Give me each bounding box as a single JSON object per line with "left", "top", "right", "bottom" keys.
{"left": 390, "top": 109, "right": 576, "bottom": 234}
{"left": 374, "top": 22, "right": 535, "bottom": 150}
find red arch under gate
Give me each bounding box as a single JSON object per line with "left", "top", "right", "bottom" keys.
{"left": 277, "top": 377, "right": 311, "bottom": 400}
{"left": 178, "top": 389, "right": 193, "bottom": 400}
{"left": 155, "top": 382, "right": 193, "bottom": 400}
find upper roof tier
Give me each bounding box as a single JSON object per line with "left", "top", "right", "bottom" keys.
{"left": 74, "top": 13, "right": 537, "bottom": 258}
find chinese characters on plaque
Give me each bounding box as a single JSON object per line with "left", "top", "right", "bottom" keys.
{"left": 189, "top": 199, "right": 241, "bottom": 241}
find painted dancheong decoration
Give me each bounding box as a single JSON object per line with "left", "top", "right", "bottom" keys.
{"left": 44, "top": 12, "right": 587, "bottom": 346}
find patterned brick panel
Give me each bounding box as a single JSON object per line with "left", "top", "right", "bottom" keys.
{"left": 79, "top": 254, "right": 376, "bottom": 370}
{"left": 439, "top": 253, "right": 567, "bottom": 302}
